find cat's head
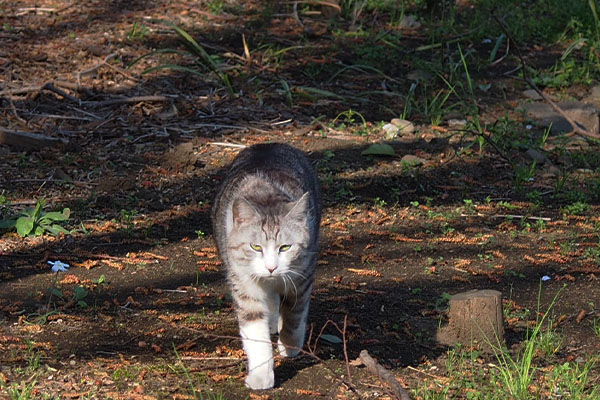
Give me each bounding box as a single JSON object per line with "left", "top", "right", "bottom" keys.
{"left": 228, "top": 193, "right": 311, "bottom": 278}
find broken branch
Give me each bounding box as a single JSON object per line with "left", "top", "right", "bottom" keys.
{"left": 359, "top": 350, "right": 412, "bottom": 400}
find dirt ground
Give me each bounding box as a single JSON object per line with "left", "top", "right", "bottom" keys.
{"left": 1, "top": 1, "right": 600, "bottom": 399}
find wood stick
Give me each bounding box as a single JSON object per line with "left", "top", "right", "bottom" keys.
{"left": 0, "top": 81, "right": 91, "bottom": 100}
{"left": 0, "top": 128, "right": 67, "bottom": 150}
{"left": 81, "top": 95, "right": 173, "bottom": 107}
{"left": 359, "top": 350, "right": 411, "bottom": 400}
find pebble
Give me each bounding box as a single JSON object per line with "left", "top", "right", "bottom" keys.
{"left": 390, "top": 118, "right": 415, "bottom": 134}
{"left": 400, "top": 154, "right": 427, "bottom": 166}
{"left": 522, "top": 89, "right": 542, "bottom": 100}
{"left": 447, "top": 119, "right": 467, "bottom": 128}
{"left": 382, "top": 123, "right": 399, "bottom": 139}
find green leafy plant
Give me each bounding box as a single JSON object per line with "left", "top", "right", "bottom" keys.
{"left": 50, "top": 286, "right": 89, "bottom": 308}
{"left": 73, "top": 286, "right": 89, "bottom": 308}
{"left": 332, "top": 109, "right": 368, "bottom": 134}
{"left": 563, "top": 201, "right": 590, "bottom": 216}
{"left": 0, "top": 198, "right": 70, "bottom": 237}
{"left": 127, "top": 22, "right": 150, "bottom": 41}
{"left": 490, "top": 284, "right": 564, "bottom": 400}
{"left": 593, "top": 317, "right": 600, "bottom": 337}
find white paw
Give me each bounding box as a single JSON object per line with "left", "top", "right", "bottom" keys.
{"left": 245, "top": 370, "right": 275, "bottom": 390}
{"left": 277, "top": 339, "right": 300, "bottom": 358}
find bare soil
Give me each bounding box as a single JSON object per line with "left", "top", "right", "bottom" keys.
{"left": 1, "top": 1, "right": 600, "bottom": 399}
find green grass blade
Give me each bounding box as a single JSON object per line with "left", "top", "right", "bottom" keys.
{"left": 489, "top": 33, "right": 506, "bottom": 63}
{"left": 297, "top": 86, "right": 347, "bottom": 100}
{"left": 166, "top": 21, "right": 218, "bottom": 71}
{"left": 328, "top": 63, "right": 399, "bottom": 83}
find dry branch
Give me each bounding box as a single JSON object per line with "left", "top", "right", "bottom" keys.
{"left": 81, "top": 95, "right": 174, "bottom": 107}
{"left": 0, "top": 80, "right": 92, "bottom": 99}
{"left": 359, "top": 350, "right": 412, "bottom": 400}
{"left": 0, "top": 128, "right": 67, "bottom": 150}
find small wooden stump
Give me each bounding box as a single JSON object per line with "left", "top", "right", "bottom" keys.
{"left": 437, "top": 289, "right": 505, "bottom": 352}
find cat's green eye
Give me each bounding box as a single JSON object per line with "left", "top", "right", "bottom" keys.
{"left": 279, "top": 244, "right": 291, "bottom": 252}
{"left": 250, "top": 244, "right": 262, "bottom": 252}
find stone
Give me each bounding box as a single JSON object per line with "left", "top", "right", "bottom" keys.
{"left": 390, "top": 118, "right": 415, "bottom": 135}
{"left": 406, "top": 69, "right": 432, "bottom": 81}
{"left": 382, "top": 123, "right": 400, "bottom": 139}
{"left": 522, "top": 89, "right": 542, "bottom": 100}
{"left": 519, "top": 101, "right": 599, "bottom": 135}
{"left": 582, "top": 85, "right": 600, "bottom": 109}
{"left": 525, "top": 148, "right": 550, "bottom": 165}
{"left": 400, "top": 154, "right": 426, "bottom": 166}
{"left": 398, "top": 14, "right": 421, "bottom": 29}
{"left": 590, "top": 85, "right": 600, "bottom": 98}
{"left": 447, "top": 118, "right": 467, "bottom": 129}
{"left": 437, "top": 289, "right": 505, "bottom": 353}
{"left": 161, "top": 141, "right": 203, "bottom": 172}
{"left": 541, "top": 165, "right": 561, "bottom": 179}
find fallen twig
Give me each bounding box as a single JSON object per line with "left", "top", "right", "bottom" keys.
{"left": 461, "top": 213, "right": 551, "bottom": 221}
{"left": 0, "top": 128, "right": 67, "bottom": 150}
{"left": 0, "top": 80, "right": 92, "bottom": 99}
{"left": 208, "top": 142, "right": 247, "bottom": 148}
{"left": 490, "top": 214, "right": 551, "bottom": 221}
{"left": 81, "top": 95, "right": 175, "bottom": 107}
{"left": 359, "top": 350, "right": 412, "bottom": 400}
{"left": 15, "top": 7, "right": 56, "bottom": 16}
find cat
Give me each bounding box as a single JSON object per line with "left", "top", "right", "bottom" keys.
{"left": 212, "top": 143, "right": 322, "bottom": 390}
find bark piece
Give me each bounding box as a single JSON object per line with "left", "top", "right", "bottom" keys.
{"left": 437, "top": 289, "right": 505, "bottom": 352}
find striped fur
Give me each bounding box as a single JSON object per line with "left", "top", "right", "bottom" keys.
{"left": 212, "top": 143, "right": 321, "bottom": 390}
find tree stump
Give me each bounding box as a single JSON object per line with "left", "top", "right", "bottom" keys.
{"left": 436, "top": 289, "right": 505, "bottom": 352}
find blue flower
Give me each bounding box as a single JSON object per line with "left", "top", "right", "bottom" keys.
{"left": 48, "top": 260, "right": 70, "bottom": 273}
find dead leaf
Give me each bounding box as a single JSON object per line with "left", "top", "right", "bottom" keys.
{"left": 348, "top": 268, "right": 382, "bottom": 277}
{"left": 576, "top": 309, "right": 586, "bottom": 323}
{"left": 296, "top": 389, "right": 324, "bottom": 396}
{"left": 151, "top": 344, "right": 162, "bottom": 353}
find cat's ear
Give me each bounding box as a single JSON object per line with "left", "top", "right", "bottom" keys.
{"left": 285, "top": 192, "right": 309, "bottom": 222}
{"left": 232, "top": 198, "right": 258, "bottom": 225}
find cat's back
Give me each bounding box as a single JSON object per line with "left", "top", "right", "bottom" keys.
{"left": 212, "top": 143, "right": 321, "bottom": 234}
{"left": 226, "top": 143, "right": 314, "bottom": 180}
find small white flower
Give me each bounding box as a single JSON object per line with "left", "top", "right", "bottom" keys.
{"left": 526, "top": 124, "right": 533, "bottom": 130}
{"left": 541, "top": 275, "right": 551, "bottom": 281}
{"left": 482, "top": 38, "right": 492, "bottom": 44}
{"left": 48, "top": 260, "right": 70, "bottom": 273}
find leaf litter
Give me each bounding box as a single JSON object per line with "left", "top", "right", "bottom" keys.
{"left": 1, "top": 0, "right": 600, "bottom": 399}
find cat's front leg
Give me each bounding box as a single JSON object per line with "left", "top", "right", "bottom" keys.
{"left": 239, "top": 311, "right": 274, "bottom": 390}
{"left": 277, "top": 283, "right": 312, "bottom": 358}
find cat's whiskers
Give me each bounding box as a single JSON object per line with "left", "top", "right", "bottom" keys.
{"left": 282, "top": 272, "right": 299, "bottom": 309}
{"left": 281, "top": 273, "right": 289, "bottom": 302}
{"left": 286, "top": 269, "right": 308, "bottom": 282}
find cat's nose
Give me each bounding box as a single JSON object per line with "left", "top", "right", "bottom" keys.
{"left": 267, "top": 266, "right": 278, "bottom": 274}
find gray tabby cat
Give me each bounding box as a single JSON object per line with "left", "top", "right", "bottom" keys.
{"left": 212, "top": 143, "right": 321, "bottom": 390}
